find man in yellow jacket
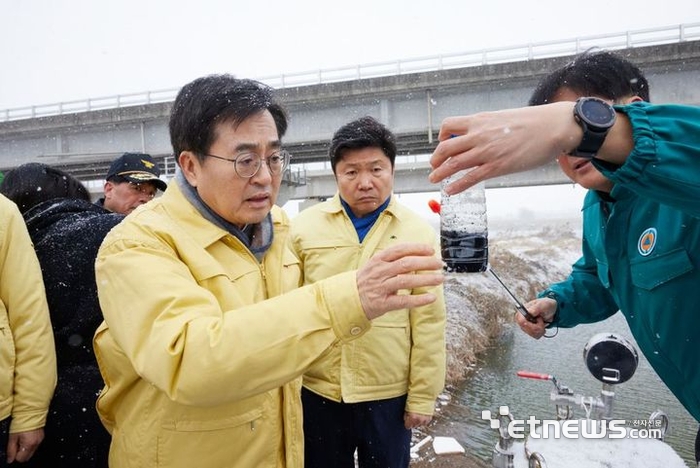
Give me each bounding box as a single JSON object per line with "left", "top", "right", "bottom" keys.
{"left": 93, "top": 75, "right": 444, "bottom": 468}
{"left": 0, "top": 194, "right": 56, "bottom": 464}
{"left": 290, "top": 116, "right": 446, "bottom": 468}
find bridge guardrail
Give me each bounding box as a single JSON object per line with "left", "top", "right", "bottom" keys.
{"left": 2, "top": 22, "right": 699, "bottom": 122}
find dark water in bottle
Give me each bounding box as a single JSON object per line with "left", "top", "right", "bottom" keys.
{"left": 441, "top": 230, "right": 488, "bottom": 273}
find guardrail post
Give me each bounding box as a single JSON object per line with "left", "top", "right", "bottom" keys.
{"left": 426, "top": 89, "right": 434, "bottom": 144}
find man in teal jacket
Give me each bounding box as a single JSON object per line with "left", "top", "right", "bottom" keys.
{"left": 473, "top": 51, "right": 700, "bottom": 463}
{"left": 429, "top": 59, "right": 700, "bottom": 461}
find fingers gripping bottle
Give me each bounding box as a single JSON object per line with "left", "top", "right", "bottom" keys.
{"left": 440, "top": 172, "right": 488, "bottom": 273}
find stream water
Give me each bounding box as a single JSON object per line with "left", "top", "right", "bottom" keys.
{"left": 432, "top": 313, "right": 697, "bottom": 466}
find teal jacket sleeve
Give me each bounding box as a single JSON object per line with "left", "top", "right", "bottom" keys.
{"left": 540, "top": 235, "right": 619, "bottom": 329}
{"left": 593, "top": 102, "right": 700, "bottom": 217}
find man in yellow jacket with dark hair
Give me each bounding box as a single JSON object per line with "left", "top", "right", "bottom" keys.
{"left": 0, "top": 194, "right": 56, "bottom": 464}
{"left": 93, "top": 75, "right": 443, "bottom": 468}
{"left": 290, "top": 116, "right": 446, "bottom": 468}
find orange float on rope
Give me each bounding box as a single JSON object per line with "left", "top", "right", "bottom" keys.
{"left": 428, "top": 199, "right": 441, "bottom": 214}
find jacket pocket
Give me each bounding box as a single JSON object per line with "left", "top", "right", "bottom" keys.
{"left": 296, "top": 238, "right": 354, "bottom": 250}
{"left": 630, "top": 248, "right": 693, "bottom": 290}
{"left": 280, "top": 248, "right": 302, "bottom": 292}
{"left": 190, "top": 260, "right": 252, "bottom": 284}
{"left": 358, "top": 323, "right": 411, "bottom": 385}
{"left": 157, "top": 408, "right": 275, "bottom": 467}
{"left": 168, "top": 408, "right": 262, "bottom": 432}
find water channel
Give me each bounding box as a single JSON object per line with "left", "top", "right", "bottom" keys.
{"left": 432, "top": 313, "right": 697, "bottom": 466}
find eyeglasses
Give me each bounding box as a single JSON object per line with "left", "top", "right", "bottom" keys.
{"left": 200, "top": 150, "right": 290, "bottom": 178}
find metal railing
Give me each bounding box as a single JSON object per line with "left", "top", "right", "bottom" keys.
{"left": 2, "top": 22, "right": 699, "bottom": 123}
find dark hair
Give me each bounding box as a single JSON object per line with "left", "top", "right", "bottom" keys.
{"left": 329, "top": 116, "right": 397, "bottom": 173}
{"left": 169, "top": 74, "right": 288, "bottom": 164}
{"left": 0, "top": 163, "right": 90, "bottom": 214}
{"left": 529, "top": 50, "right": 650, "bottom": 106}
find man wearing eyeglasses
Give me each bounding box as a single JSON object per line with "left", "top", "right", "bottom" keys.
{"left": 96, "top": 152, "right": 167, "bottom": 215}
{"left": 93, "top": 75, "right": 444, "bottom": 468}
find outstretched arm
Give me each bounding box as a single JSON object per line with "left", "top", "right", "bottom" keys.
{"left": 428, "top": 101, "right": 635, "bottom": 194}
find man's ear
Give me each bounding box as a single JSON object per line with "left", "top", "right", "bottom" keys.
{"left": 622, "top": 95, "right": 644, "bottom": 104}
{"left": 178, "top": 151, "right": 201, "bottom": 187}
{"left": 103, "top": 181, "right": 115, "bottom": 198}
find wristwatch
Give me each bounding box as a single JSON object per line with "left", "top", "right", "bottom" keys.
{"left": 570, "top": 97, "right": 617, "bottom": 158}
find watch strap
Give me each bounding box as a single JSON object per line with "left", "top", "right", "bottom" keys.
{"left": 572, "top": 127, "right": 608, "bottom": 158}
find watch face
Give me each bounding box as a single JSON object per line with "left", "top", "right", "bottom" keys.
{"left": 580, "top": 98, "right": 616, "bottom": 127}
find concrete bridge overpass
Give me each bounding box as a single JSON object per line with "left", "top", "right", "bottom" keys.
{"left": 1, "top": 23, "right": 698, "bottom": 202}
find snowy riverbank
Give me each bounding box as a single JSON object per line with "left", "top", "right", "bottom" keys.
{"left": 410, "top": 217, "right": 693, "bottom": 467}
{"left": 440, "top": 217, "right": 583, "bottom": 387}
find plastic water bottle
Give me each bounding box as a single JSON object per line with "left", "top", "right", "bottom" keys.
{"left": 440, "top": 171, "right": 488, "bottom": 273}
